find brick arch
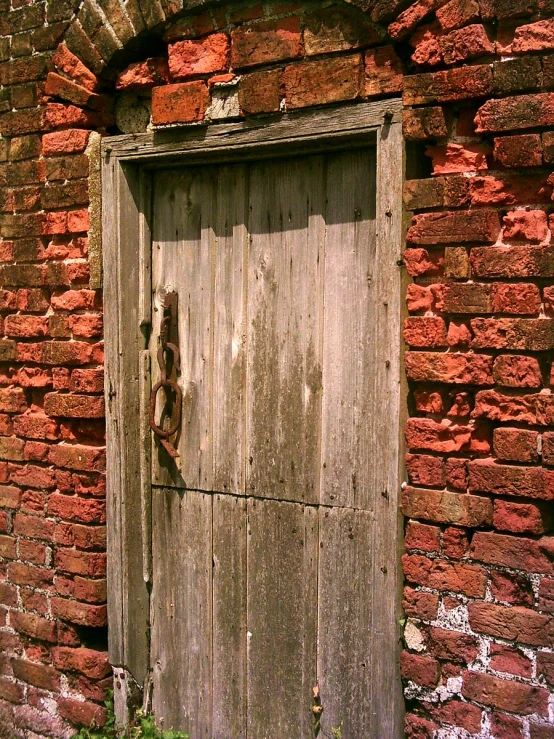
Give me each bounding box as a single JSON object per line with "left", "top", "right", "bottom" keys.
{"left": 61, "top": 0, "right": 396, "bottom": 78}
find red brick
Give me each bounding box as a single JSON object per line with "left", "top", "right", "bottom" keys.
{"left": 429, "top": 700, "right": 482, "bottom": 734}
{"left": 365, "top": 46, "right": 403, "bottom": 96}
{"left": 45, "top": 72, "right": 100, "bottom": 108}
{"left": 463, "top": 670, "right": 548, "bottom": 716}
{"left": 239, "top": 69, "right": 281, "bottom": 115}
{"left": 469, "top": 600, "right": 554, "bottom": 649}
{"left": 283, "top": 55, "right": 362, "bottom": 109}
{"left": 403, "top": 553, "right": 488, "bottom": 597}
{"left": 493, "top": 427, "right": 539, "bottom": 462}
{"left": 405, "top": 454, "right": 445, "bottom": 487}
{"left": 469, "top": 460, "right": 554, "bottom": 501}
{"left": 389, "top": 1, "right": 436, "bottom": 41}
{"left": 0, "top": 535, "right": 16, "bottom": 559}
{"left": 402, "top": 486, "right": 492, "bottom": 527}
{"left": 490, "top": 644, "right": 532, "bottom": 678}
{"left": 403, "top": 587, "right": 439, "bottom": 620}
{"left": 116, "top": 58, "right": 170, "bottom": 90}
{"left": 513, "top": 19, "right": 554, "bottom": 52}
{"left": 493, "top": 356, "right": 542, "bottom": 391}
{"left": 476, "top": 93, "right": 554, "bottom": 132}
{"left": 530, "top": 724, "right": 554, "bottom": 739}
{"left": 442, "top": 526, "right": 469, "bottom": 559}
{"left": 169, "top": 34, "right": 230, "bottom": 80}
{"left": 151, "top": 81, "right": 209, "bottom": 125}
{"left": 406, "top": 352, "right": 493, "bottom": 385}
{"left": 0, "top": 485, "right": 21, "bottom": 509}
{"left": 400, "top": 650, "right": 440, "bottom": 688}
{"left": 8, "top": 561, "right": 53, "bottom": 588}
{"left": 407, "top": 210, "right": 500, "bottom": 244}
{"left": 427, "top": 142, "right": 489, "bottom": 175}
{"left": 538, "top": 652, "right": 554, "bottom": 686}
{"left": 54, "top": 522, "right": 106, "bottom": 549}
{"left": 410, "top": 22, "right": 444, "bottom": 67}
{"left": 503, "top": 209, "right": 548, "bottom": 243}
{"left": 13, "top": 413, "right": 58, "bottom": 441}
{"left": 403, "top": 248, "right": 442, "bottom": 277}
{"left": 52, "top": 44, "right": 98, "bottom": 91}
{"left": 405, "top": 714, "right": 438, "bottom": 738}
{"left": 11, "top": 659, "right": 59, "bottom": 691}
{"left": 539, "top": 578, "right": 554, "bottom": 613}
{"left": 494, "top": 134, "right": 542, "bottom": 168}
{"left": 494, "top": 499, "right": 552, "bottom": 535}
{"left": 231, "top": 18, "right": 301, "bottom": 69}
{"left": 51, "top": 597, "right": 107, "bottom": 627}
{"left": 426, "top": 627, "right": 479, "bottom": 664}
{"left": 48, "top": 493, "right": 105, "bottom": 524}
{"left": 0, "top": 677, "right": 24, "bottom": 703}
{"left": 10, "top": 611, "right": 56, "bottom": 642}
{"left": 406, "top": 418, "right": 472, "bottom": 453}
{"left": 472, "top": 531, "right": 554, "bottom": 575}
{"left": 472, "top": 319, "right": 554, "bottom": 352}
{"left": 304, "top": 6, "right": 381, "bottom": 56}
{"left": 54, "top": 575, "right": 106, "bottom": 603}
{"left": 51, "top": 289, "right": 97, "bottom": 311}
{"left": 403, "top": 318, "right": 448, "bottom": 349}
{"left": 52, "top": 647, "right": 109, "bottom": 679}
{"left": 57, "top": 697, "right": 106, "bottom": 727}
{"left": 49, "top": 444, "right": 105, "bottom": 472}
{"left": 405, "top": 521, "right": 440, "bottom": 552}
{"left": 473, "top": 389, "right": 554, "bottom": 426}
{"left": 44, "top": 393, "right": 104, "bottom": 419}
{"left": 54, "top": 548, "right": 106, "bottom": 576}
{"left": 493, "top": 283, "right": 541, "bottom": 315}
{"left": 402, "top": 107, "right": 448, "bottom": 141}
{"left": 403, "top": 65, "right": 493, "bottom": 106}
{"left": 13, "top": 513, "right": 55, "bottom": 541}
{"left": 436, "top": 0, "right": 480, "bottom": 31}
{"left": 440, "top": 24, "right": 494, "bottom": 64}
{"left": 444, "top": 459, "right": 466, "bottom": 492}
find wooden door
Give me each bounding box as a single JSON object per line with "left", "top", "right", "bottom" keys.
{"left": 145, "top": 145, "right": 401, "bottom": 738}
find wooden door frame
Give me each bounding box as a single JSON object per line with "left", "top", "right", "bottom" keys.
{"left": 102, "top": 98, "right": 405, "bottom": 730}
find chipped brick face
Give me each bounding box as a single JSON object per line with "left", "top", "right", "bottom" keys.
{"left": 0, "top": 0, "right": 553, "bottom": 736}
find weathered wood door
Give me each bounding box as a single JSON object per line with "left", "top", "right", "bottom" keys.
{"left": 103, "top": 103, "right": 403, "bottom": 739}
{"left": 148, "top": 147, "right": 398, "bottom": 738}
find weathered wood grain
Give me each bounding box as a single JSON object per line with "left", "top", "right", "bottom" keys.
{"left": 212, "top": 494, "right": 247, "bottom": 737}
{"left": 150, "top": 488, "right": 213, "bottom": 736}
{"left": 151, "top": 167, "right": 214, "bottom": 489}
{"left": 103, "top": 100, "right": 401, "bottom": 164}
{"left": 103, "top": 157, "right": 150, "bottom": 721}
{"left": 320, "top": 148, "right": 377, "bottom": 510}
{"left": 369, "top": 118, "right": 404, "bottom": 738}
{"left": 246, "top": 499, "right": 318, "bottom": 738}
{"left": 212, "top": 164, "right": 248, "bottom": 494}
{"left": 247, "top": 156, "right": 324, "bottom": 503}
{"left": 317, "top": 507, "right": 374, "bottom": 738}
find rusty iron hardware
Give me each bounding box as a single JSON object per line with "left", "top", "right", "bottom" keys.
{"left": 149, "top": 292, "right": 182, "bottom": 459}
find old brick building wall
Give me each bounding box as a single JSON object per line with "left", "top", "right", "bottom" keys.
{"left": 0, "top": 0, "right": 553, "bottom": 736}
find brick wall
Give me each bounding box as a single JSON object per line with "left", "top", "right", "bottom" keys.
{"left": 0, "top": 0, "right": 553, "bottom": 736}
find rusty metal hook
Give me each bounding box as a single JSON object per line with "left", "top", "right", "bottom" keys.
{"left": 148, "top": 293, "right": 182, "bottom": 459}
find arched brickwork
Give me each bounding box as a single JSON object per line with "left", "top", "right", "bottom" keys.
{"left": 1, "top": 0, "right": 554, "bottom": 736}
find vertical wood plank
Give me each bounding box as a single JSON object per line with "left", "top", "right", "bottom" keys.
{"left": 320, "top": 148, "right": 377, "bottom": 510}
{"left": 151, "top": 168, "right": 215, "bottom": 490}
{"left": 247, "top": 499, "right": 318, "bottom": 738}
{"left": 317, "top": 507, "right": 374, "bottom": 738}
{"left": 139, "top": 350, "right": 152, "bottom": 584}
{"left": 151, "top": 489, "right": 212, "bottom": 736}
{"left": 212, "top": 164, "right": 248, "bottom": 494}
{"left": 369, "top": 120, "right": 404, "bottom": 738}
{"left": 212, "top": 494, "right": 247, "bottom": 738}
{"left": 103, "top": 155, "right": 149, "bottom": 689}
{"left": 247, "top": 156, "right": 324, "bottom": 503}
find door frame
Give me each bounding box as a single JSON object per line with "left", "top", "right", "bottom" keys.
{"left": 101, "top": 98, "right": 405, "bottom": 731}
